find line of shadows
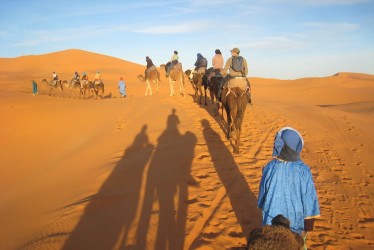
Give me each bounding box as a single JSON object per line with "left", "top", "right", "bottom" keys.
{"left": 201, "top": 119, "right": 261, "bottom": 242}
{"left": 135, "top": 109, "right": 197, "bottom": 250}
{"left": 62, "top": 109, "right": 197, "bottom": 250}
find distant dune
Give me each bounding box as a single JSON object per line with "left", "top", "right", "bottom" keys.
{"left": 1, "top": 49, "right": 373, "bottom": 250}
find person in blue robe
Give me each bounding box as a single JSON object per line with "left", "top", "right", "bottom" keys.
{"left": 258, "top": 127, "right": 320, "bottom": 235}
{"left": 118, "top": 77, "right": 126, "bottom": 98}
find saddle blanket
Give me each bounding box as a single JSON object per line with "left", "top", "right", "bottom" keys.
{"left": 228, "top": 77, "right": 248, "bottom": 91}
{"left": 197, "top": 67, "right": 206, "bottom": 74}
{"left": 146, "top": 65, "right": 156, "bottom": 73}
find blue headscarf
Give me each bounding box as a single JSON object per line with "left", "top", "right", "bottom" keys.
{"left": 272, "top": 127, "right": 304, "bottom": 157}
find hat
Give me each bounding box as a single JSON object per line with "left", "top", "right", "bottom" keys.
{"left": 174, "top": 50, "right": 178, "bottom": 54}
{"left": 230, "top": 48, "right": 240, "bottom": 54}
{"left": 215, "top": 49, "right": 221, "bottom": 54}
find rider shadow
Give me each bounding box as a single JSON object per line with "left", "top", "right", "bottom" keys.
{"left": 201, "top": 119, "right": 261, "bottom": 239}
{"left": 136, "top": 109, "right": 197, "bottom": 250}
{"left": 62, "top": 125, "right": 154, "bottom": 250}
{"left": 200, "top": 99, "right": 228, "bottom": 138}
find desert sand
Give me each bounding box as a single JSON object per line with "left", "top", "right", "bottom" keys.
{"left": 0, "top": 49, "right": 373, "bottom": 250}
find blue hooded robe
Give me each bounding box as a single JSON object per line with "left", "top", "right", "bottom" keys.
{"left": 118, "top": 80, "right": 126, "bottom": 96}
{"left": 258, "top": 127, "right": 320, "bottom": 234}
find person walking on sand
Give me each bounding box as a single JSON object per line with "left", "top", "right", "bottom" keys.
{"left": 257, "top": 127, "right": 320, "bottom": 247}
{"left": 118, "top": 77, "right": 126, "bottom": 98}
{"left": 32, "top": 79, "right": 38, "bottom": 95}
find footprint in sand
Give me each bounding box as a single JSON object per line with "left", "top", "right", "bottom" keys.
{"left": 113, "top": 115, "right": 128, "bottom": 132}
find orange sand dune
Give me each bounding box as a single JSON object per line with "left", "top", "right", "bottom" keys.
{"left": 0, "top": 50, "right": 373, "bottom": 250}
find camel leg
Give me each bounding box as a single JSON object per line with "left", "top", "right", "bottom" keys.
{"left": 145, "top": 80, "right": 152, "bottom": 96}
{"left": 234, "top": 128, "right": 241, "bottom": 154}
{"left": 180, "top": 76, "right": 185, "bottom": 98}
{"left": 194, "top": 86, "right": 198, "bottom": 103}
{"left": 156, "top": 80, "right": 159, "bottom": 93}
{"left": 169, "top": 79, "right": 174, "bottom": 96}
{"left": 148, "top": 80, "right": 152, "bottom": 95}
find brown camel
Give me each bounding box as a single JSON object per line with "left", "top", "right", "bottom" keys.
{"left": 62, "top": 78, "right": 81, "bottom": 98}
{"left": 42, "top": 78, "right": 64, "bottom": 97}
{"left": 185, "top": 69, "right": 207, "bottom": 105}
{"left": 92, "top": 80, "right": 105, "bottom": 99}
{"left": 160, "top": 63, "right": 185, "bottom": 97}
{"left": 137, "top": 68, "right": 160, "bottom": 95}
{"left": 222, "top": 85, "right": 249, "bottom": 154}
{"left": 81, "top": 80, "right": 94, "bottom": 99}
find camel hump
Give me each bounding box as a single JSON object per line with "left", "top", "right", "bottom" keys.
{"left": 174, "top": 63, "right": 182, "bottom": 71}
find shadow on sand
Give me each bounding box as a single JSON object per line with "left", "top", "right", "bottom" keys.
{"left": 63, "top": 109, "right": 197, "bottom": 250}
{"left": 201, "top": 119, "right": 261, "bottom": 240}
{"left": 135, "top": 109, "right": 197, "bottom": 250}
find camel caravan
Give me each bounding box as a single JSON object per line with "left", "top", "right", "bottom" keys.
{"left": 41, "top": 71, "right": 105, "bottom": 99}
{"left": 38, "top": 48, "right": 251, "bottom": 153}
{"left": 182, "top": 48, "right": 252, "bottom": 154}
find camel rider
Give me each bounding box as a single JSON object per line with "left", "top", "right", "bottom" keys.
{"left": 217, "top": 48, "right": 252, "bottom": 105}
{"left": 190, "top": 53, "right": 208, "bottom": 80}
{"left": 208, "top": 49, "right": 225, "bottom": 81}
{"left": 52, "top": 71, "right": 58, "bottom": 86}
{"left": 81, "top": 72, "right": 88, "bottom": 88}
{"left": 195, "top": 53, "right": 208, "bottom": 72}
{"left": 73, "top": 71, "right": 80, "bottom": 83}
{"left": 212, "top": 49, "right": 224, "bottom": 72}
{"left": 166, "top": 51, "right": 179, "bottom": 77}
{"left": 145, "top": 56, "right": 155, "bottom": 80}
{"left": 94, "top": 71, "right": 101, "bottom": 84}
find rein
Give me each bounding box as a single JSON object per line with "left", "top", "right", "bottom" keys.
{"left": 226, "top": 87, "right": 246, "bottom": 98}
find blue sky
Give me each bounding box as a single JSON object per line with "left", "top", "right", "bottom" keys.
{"left": 0, "top": 0, "right": 373, "bottom": 79}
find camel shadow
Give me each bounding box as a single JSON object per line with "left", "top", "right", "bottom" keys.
{"left": 201, "top": 119, "right": 261, "bottom": 241}
{"left": 62, "top": 125, "right": 154, "bottom": 250}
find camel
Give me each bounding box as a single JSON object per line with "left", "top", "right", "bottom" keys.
{"left": 160, "top": 63, "right": 185, "bottom": 98}
{"left": 206, "top": 72, "right": 225, "bottom": 116}
{"left": 137, "top": 68, "right": 160, "bottom": 95}
{"left": 81, "top": 80, "right": 94, "bottom": 99}
{"left": 60, "top": 78, "right": 81, "bottom": 98}
{"left": 208, "top": 75, "right": 249, "bottom": 153}
{"left": 221, "top": 80, "right": 249, "bottom": 154}
{"left": 92, "top": 80, "right": 105, "bottom": 99}
{"left": 42, "top": 79, "right": 64, "bottom": 97}
{"left": 184, "top": 69, "right": 207, "bottom": 105}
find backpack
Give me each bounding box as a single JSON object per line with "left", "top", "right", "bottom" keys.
{"left": 231, "top": 56, "right": 244, "bottom": 72}
{"left": 201, "top": 57, "right": 208, "bottom": 67}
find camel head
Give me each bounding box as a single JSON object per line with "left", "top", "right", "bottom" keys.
{"left": 137, "top": 75, "right": 145, "bottom": 82}
{"left": 184, "top": 69, "right": 192, "bottom": 77}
